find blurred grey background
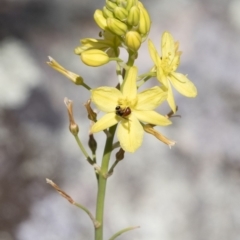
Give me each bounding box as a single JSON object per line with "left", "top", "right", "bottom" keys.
{"left": 1, "top": 0, "right": 240, "bottom": 240}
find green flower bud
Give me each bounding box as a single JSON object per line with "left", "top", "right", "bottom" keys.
{"left": 94, "top": 9, "right": 107, "bottom": 30}
{"left": 137, "top": 2, "right": 151, "bottom": 37}
{"left": 125, "top": 31, "right": 142, "bottom": 51}
{"left": 116, "top": 0, "right": 127, "bottom": 8}
{"left": 103, "top": 6, "right": 114, "bottom": 18}
{"left": 127, "top": 6, "right": 140, "bottom": 26}
{"left": 107, "top": 18, "right": 128, "bottom": 36}
{"left": 106, "top": 0, "right": 118, "bottom": 11}
{"left": 125, "top": 0, "right": 138, "bottom": 11}
{"left": 81, "top": 49, "right": 109, "bottom": 67}
{"left": 113, "top": 6, "right": 128, "bottom": 21}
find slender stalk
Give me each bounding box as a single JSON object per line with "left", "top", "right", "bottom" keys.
{"left": 108, "top": 226, "right": 140, "bottom": 240}
{"left": 74, "top": 135, "right": 94, "bottom": 165}
{"left": 74, "top": 202, "right": 100, "bottom": 228}
{"left": 95, "top": 124, "right": 117, "bottom": 240}
{"left": 81, "top": 81, "right": 92, "bottom": 90}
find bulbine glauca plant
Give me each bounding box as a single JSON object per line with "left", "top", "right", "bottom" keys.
{"left": 47, "top": 0, "right": 197, "bottom": 239}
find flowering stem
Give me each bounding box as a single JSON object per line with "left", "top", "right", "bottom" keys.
{"left": 95, "top": 124, "right": 117, "bottom": 240}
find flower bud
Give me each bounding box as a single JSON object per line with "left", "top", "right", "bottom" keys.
{"left": 94, "top": 9, "right": 107, "bottom": 30}
{"left": 125, "top": 31, "right": 142, "bottom": 51}
{"left": 137, "top": 2, "right": 151, "bottom": 37}
{"left": 127, "top": 6, "right": 140, "bottom": 26}
{"left": 113, "top": 6, "right": 128, "bottom": 21}
{"left": 106, "top": 0, "right": 117, "bottom": 11}
{"left": 103, "top": 6, "right": 114, "bottom": 18}
{"left": 115, "top": 148, "right": 125, "bottom": 161}
{"left": 88, "top": 134, "right": 97, "bottom": 153}
{"left": 116, "top": 0, "right": 127, "bottom": 8}
{"left": 107, "top": 18, "right": 128, "bottom": 36}
{"left": 81, "top": 49, "right": 109, "bottom": 67}
{"left": 125, "top": 0, "right": 138, "bottom": 11}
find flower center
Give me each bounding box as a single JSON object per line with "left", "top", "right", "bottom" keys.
{"left": 161, "top": 53, "right": 180, "bottom": 75}
{"left": 115, "top": 97, "right": 137, "bottom": 118}
{"left": 115, "top": 106, "right": 131, "bottom": 117}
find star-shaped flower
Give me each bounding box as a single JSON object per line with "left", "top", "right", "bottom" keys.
{"left": 148, "top": 32, "right": 197, "bottom": 112}
{"left": 90, "top": 66, "right": 172, "bottom": 152}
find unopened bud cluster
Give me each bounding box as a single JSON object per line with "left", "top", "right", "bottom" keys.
{"left": 74, "top": 0, "right": 151, "bottom": 67}
{"left": 95, "top": 0, "right": 151, "bottom": 51}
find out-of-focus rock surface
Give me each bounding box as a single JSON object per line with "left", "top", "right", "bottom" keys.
{"left": 0, "top": 0, "right": 240, "bottom": 240}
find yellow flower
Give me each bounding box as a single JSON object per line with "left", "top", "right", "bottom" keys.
{"left": 90, "top": 66, "right": 171, "bottom": 152}
{"left": 148, "top": 32, "right": 197, "bottom": 112}
{"left": 75, "top": 31, "right": 121, "bottom": 58}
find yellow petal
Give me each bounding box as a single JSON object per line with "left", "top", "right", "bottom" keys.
{"left": 91, "top": 87, "right": 122, "bottom": 112}
{"left": 117, "top": 114, "right": 143, "bottom": 152}
{"left": 161, "top": 32, "right": 175, "bottom": 62}
{"left": 166, "top": 82, "right": 177, "bottom": 113}
{"left": 148, "top": 39, "right": 158, "bottom": 65}
{"left": 91, "top": 113, "right": 118, "bottom": 133}
{"left": 170, "top": 72, "right": 197, "bottom": 97}
{"left": 121, "top": 66, "right": 137, "bottom": 100}
{"left": 136, "top": 86, "right": 167, "bottom": 110}
{"left": 156, "top": 65, "right": 168, "bottom": 86}
{"left": 133, "top": 110, "right": 171, "bottom": 126}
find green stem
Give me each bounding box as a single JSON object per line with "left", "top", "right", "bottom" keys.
{"left": 108, "top": 226, "right": 140, "bottom": 240}
{"left": 126, "top": 50, "right": 137, "bottom": 66}
{"left": 81, "top": 81, "right": 92, "bottom": 90}
{"left": 137, "top": 73, "right": 155, "bottom": 88}
{"left": 74, "top": 202, "right": 100, "bottom": 228}
{"left": 107, "top": 159, "right": 119, "bottom": 177}
{"left": 74, "top": 135, "right": 94, "bottom": 165}
{"left": 95, "top": 124, "right": 117, "bottom": 240}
